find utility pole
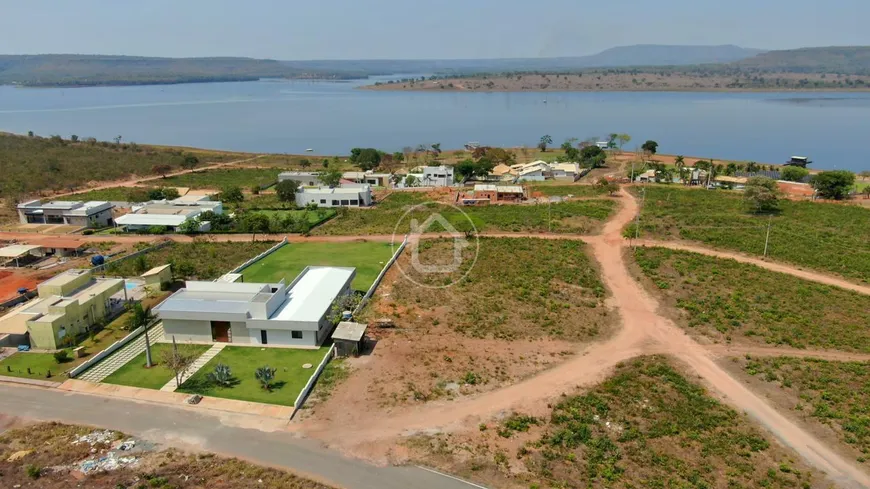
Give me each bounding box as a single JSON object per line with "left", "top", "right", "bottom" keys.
{"left": 144, "top": 322, "right": 153, "bottom": 368}
{"left": 763, "top": 215, "right": 772, "bottom": 258}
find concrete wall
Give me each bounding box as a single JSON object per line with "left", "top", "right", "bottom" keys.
{"left": 247, "top": 328, "right": 317, "bottom": 347}
{"left": 294, "top": 191, "right": 370, "bottom": 208}
{"left": 162, "top": 318, "right": 213, "bottom": 343}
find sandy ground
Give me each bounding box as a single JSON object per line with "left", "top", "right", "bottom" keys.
{"left": 301, "top": 190, "right": 870, "bottom": 488}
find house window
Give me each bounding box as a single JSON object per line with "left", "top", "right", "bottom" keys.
{"left": 340, "top": 200, "right": 349, "bottom": 205}
{"left": 350, "top": 200, "right": 359, "bottom": 206}
{"left": 291, "top": 331, "right": 303, "bottom": 339}
{"left": 320, "top": 199, "right": 326, "bottom": 204}
{"left": 332, "top": 200, "right": 339, "bottom": 205}
{"left": 260, "top": 330, "right": 268, "bottom": 345}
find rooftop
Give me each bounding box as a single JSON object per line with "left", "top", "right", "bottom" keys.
{"left": 142, "top": 264, "right": 171, "bottom": 277}
{"left": 38, "top": 269, "right": 91, "bottom": 288}
{"left": 115, "top": 214, "right": 191, "bottom": 227}
{"left": 0, "top": 244, "right": 42, "bottom": 258}
{"left": 333, "top": 321, "right": 367, "bottom": 342}
{"left": 271, "top": 267, "right": 355, "bottom": 323}
{"left": 299, "top": 186, "right": 371, "bottom": 195}
{"left": 474, "top": 184, "right": 524, "bottom": 193}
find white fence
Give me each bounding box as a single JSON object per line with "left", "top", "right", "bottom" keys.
{"left": 291, "top": 344, "right": 336, "bottom": 418}
{"left": 353, "top": 236, "right": 408, "bottom": 315}
{"left": 228, "top": 238, "right": 288, "bottom": 274}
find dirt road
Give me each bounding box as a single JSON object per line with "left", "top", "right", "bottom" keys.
{"left": 307, "top": 190, "right": 870, "bottom": 488}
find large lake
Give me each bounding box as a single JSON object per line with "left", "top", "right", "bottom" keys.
{"left": 1, "top": 77, "right": 868, "bottom": 171}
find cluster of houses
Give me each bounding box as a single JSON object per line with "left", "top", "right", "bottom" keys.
{"left": 490, "top": 161, "right": 585, "bottom": 182}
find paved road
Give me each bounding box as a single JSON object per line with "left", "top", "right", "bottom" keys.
{"left": 0, "top": 384, "right": 481, "bottom": 489}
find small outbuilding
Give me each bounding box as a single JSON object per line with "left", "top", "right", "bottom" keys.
{"left": 332, "top": 321, "right": 367, "bottom": 357}
{"left": 141, "top": 264, "right": 172, "bottom": 292}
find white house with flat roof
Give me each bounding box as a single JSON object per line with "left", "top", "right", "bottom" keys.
{"left": 17, "top": 200, "right": 114, "bottom": 227}
{"left": 154, "top": 266, "right": 355, "bottom": 347}
{"left": 294, "top": 185, "right": 372, "bottom": 208}
{"left": 422, "top": 165, "right": 455, "bottom": 187}
{"left": 114, "top": 197, "right": 222, "bottom": 232}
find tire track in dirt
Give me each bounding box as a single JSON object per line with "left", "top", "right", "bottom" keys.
{"left": 707, "top": 345, "right": 870, "bottom": 362}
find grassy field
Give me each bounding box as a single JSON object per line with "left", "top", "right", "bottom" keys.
{"left": 102, "top": 241, "right": 276, "bottom": 280}
{"left": 0, "top": 132, "right": 244, "bottom": 197}
{"left": 102, "top": 343, "right": 211, "bottom": 389}
{"left": 528, "top": 184, "right": 608, "bottom": 197}
{"left": 0, "top": 352, "right": 66, "bottom": 380}
{"left": 178, "top": 346, "right": 327, "bottom": 406}
{"left": 63, "top": 186, "right": 159, "bottom": 202}
{"left": 0, "top": 422, "right": 336, "bottom": 489}
{"left": 377, "top": 237, "right": 609, "bottom": 341}
{"left": 632, "top": 247, "right": 870, "bottom": 352}
{"left": 315, "top": 191, "right": 615, "bottom": 235}
{"left": 630, "top": 185, "right": 870, "bottom": 282}
{"left": 160, "top": 168, "right": 282, "bottom": 190}
{"left": 735, "top": 356, "right": 870, "bottom": 463}
{"left": 501, "top": 356, "right": 825, "bottom": 488}
{"left": 248, "top": 209, "right": 336, "bottom": 225}
{"left": 242, "top": 241, "right": 394, "bottom": 291}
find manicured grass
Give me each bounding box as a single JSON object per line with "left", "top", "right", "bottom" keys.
{"left": 102, "top": 241, "right": 275, "bottom": 280}
{"left": 632, "top": 247, "right": 870, "bottom": 352}
{"left": 505, "top": 356, "right": 823, "bottom": 488}
{"left": 242, "top": 241, "right": 394, "bottom": 291}
{"left": 315, "top": 193, "right": 615, "bottom": 236}
{"left": 629, "top": 185, "right": 870, "bottom": 282}
{"left": 737, "top": 356, "right": 870, "bottom": 463}
{"left": 0, "top": 352, "right": 66, "bottom": 380}
{"left": 177, "top": 346, "right": 328, "bottom": 406}
{"left": 102, "top": 343, "right": 210, "bottom": 390}
{"left": 161, "top": 168, "right": 282, "bottom": 190}
{"left": 377, "top": 237, "right": 609, "bottom": 341}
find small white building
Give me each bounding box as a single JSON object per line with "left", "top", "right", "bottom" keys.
{"left": 512, "top": 161, "right": 551, "bottom": 182}
{"left": 551, "top": 162, "right": 582, "bottom": 180}
{"left": 114, "top": 198, "right": 222, "bottom": 232}
{"left": 17, "top": 200, "right": 114, "bottom": 227}
{"left": 422, "top": 165, "right": 455, "bottom": 187}
{"left": 294, "top": 185, "right": 373, "bottom": 208}
{"left": 278, "top": 171, "right": 323, "bottom": 187}
{"left": 155, "top": 266, "right": 355, "bottom": 347}
{"left": 342, "top": 171, "right": 392, "bottom": 187}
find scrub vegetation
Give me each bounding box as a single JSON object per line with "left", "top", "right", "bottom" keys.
{"left": 102, "top": 241, "right": 275, "bottom": 280}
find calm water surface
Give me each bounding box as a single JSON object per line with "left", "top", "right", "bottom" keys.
{"left": 0, "top": 77, "right": 868, "bottom": 171}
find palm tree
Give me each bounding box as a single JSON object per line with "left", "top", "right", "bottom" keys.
{"left": 746, "top": 161, "right": 759, "bottom": 173}
{"left": 726, "top": 162, "right": 738, "bottom": 176}
{"left": 674, "top": 155, "right": 685, "bottom": 171}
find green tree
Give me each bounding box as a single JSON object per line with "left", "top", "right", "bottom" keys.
{"left": 404, "top": 174, "right": 420, "bottom": 187}
{"left": 746, "top": 161, "right": 760, "bottom": 173}
{"left": 596, "top": 178, "right": 620, "bottom": 196}
{"left": 127, "top": 302, "right": 155, "bottom": 331}
{"left": 239, "top": 213, "right": 271, "bottom": 233}
{"left": 641, "top": 140, "right": 659, "bottom": 156}
{"left": 133, "top": 254, "right": 149, "bottom": 274}
{"left": 780, "top": 166, "right": 809, "bottom": 182}
{"left": 812, "top": 170, "right": 856, "bottom": 200}
{"left": 862, "top": 186, "right": 870, "bottom": 199}
{"left": 349, "top": 148, "right": 381, "bottom": 171}
{"left": 392, "top": 151, "right": 404, "bottom": 163}
{"left": 151, "top": 164, "right": 172, "bottom": 178}
{"left": 70, "top": 134, "right": 79, "bottom": 142}
{"left": 299, "top": 158, "right": 311, "bottom": 169}
{"left": 561, "top": 140, "right": 579, "bottom": 161}
{"left": 180, "top": 154, "right": 199, "bottom": 169}
{"left": 616, "top": 133, "right": 631, "bottom": 150}
{"left": 317, "top": 167, "right": 343, "bottom": 187}
{"left": 275, "top": 179, "right": 300, "bottom": 203}
{"left": 255, "top": 365, "right": 278, "bottom": 391}
{"left": 220, "top": 185, "right": 244, "bottom": 204}
{"left": 579, "top": 145, "right": 606, "bottom": 168}
{"left": 538, "top": 135, "right": 553, "bottom": 152}
{"left": 744, "top": 176, "right": 781, "bottom": 214}
{"left": 177, "top": 218, "right": 201, "bottom": 234}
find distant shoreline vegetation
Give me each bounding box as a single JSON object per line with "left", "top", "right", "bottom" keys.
{"left": 7, "top": 74, "right": 359, "bottom": 89}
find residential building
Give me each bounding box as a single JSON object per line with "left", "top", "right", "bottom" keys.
{"left": 294, "top": 185, "right": 373, "bottom": 208}
{"left": 342, "top": 171, "right": 392, "bottom": 187}
{"left": 422, "top": 165, "right": 455, "bottom": 187}
{"left": 785, "top": 156, "right": 811, "bottom": 167}
{"left": 551, "top": 162, "right": 582, "bottom": 181}
{"left": 142, "top": 264, "right": 172, "bottom": 292}
{"left": 17, "top": 200, "right": 114, "bottom": 227}
{"left": 511, "top": 161, "right": 550, "bottom": 181}
{"left": 466, "top": 184, "right": 526, "bottom": 204}
{"left": 114, "top": 198, "right": 222, "bottom": 232}
{"left": 278, "top": 171, "right": 323, "bottom": 187}
{"left": 0, "top": 269, "right": 125, "bottom": 349}
{"left": 155, "top": 266, "right": 355, "bottom": 347}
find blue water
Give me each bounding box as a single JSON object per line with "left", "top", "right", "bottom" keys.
{"left": 1, "top": 77, "right": 868, "bottom": 172}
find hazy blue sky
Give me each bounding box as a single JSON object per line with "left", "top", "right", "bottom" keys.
{"left": 3, "top": 0, "right": 868, "bottom": 59}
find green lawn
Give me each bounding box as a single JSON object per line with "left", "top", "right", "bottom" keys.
{"left": 242, "top": 241, "right": 395, "bottom": 291}
{"left": 102, "top": 343, "right": 211, "bottom": 390}
{"left": 177, "top": 346, "right": 328, "bottom": 406}
{"left": 630, "top": 185, "right": 870, "bottom": 282}
{"left": 0, "top": 352, "right": 66, "bottom": 380}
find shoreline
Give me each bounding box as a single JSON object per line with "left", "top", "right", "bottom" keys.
{"left": 360, "top": 85, "right": 870, "bottom": 94}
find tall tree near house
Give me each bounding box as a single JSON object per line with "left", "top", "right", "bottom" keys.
{"left": 862, "top": 186, "right": 870, "bottom": 199}
{"left": 219, "top": 185, "right": 244, "bottom": 205}
{"left": 349, "top": 148, "right": 381, "bottom": 171}
{"left": 726, "top": 162, "right": 738, "bottom": 176}
{"left": 674, "top": 155, "right": 685, "bottom": 173}
{"left": 538, "top": 135, "right": 553, "bottom": 152}
{"left": 128, "top": 303, "right": 156, "bottom": 367}
{"left": 317, "top": 167, "right": 343, "bottom": 187}
{"left": 812, "top": 170, "right": 856, "bottom": 200}
{"left": 151, "top": 164, "right": 172, "bottom": 178}
{"left": 780, "top": 166, "right": 809, "bottom": 182}
{"left": 561, "top": 140, "right": 580, "bottom": 161}
{"left": 275, "top": 179, "right": 300, "bottom": 203}
{"left": 430, "top": 143, "right": 442, "bottom": 156}
{"left": 616, "top": 133, "right": 631, "bottom": 150}
{"left": 744, "top": 176, "right": 781, "bottom": 214}
{"left": 641, "top": 140, "right": 658, "bottom": 157}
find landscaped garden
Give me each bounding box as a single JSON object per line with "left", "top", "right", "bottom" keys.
{"left": 242, "top": 241, "right": 395, "bottom": 291}
{"left": 631, "top": 247, "right": 870, "bottom": 352}
{"left": 102, "top": 343, "right": 211, "bottom": 390}
{"left": 102, "top": 241, "right": 276, "bottom": 280}
{"left": 629, "top": 185, "right": 870, "bottom": 282}
{"left": 177, "top": 346, "right": 328, "bottom": 406}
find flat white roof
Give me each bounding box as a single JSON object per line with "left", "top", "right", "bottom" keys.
{"left": 300, "top": 186, "right": 369, "bottom": 195}
{"left": 0, "top": 244, "right": 43, "bottom": 258}
{"left": 115, "top": 214, "right": 191, "bottom": 226}
{"left": 271, "top": 267, "right": 354, "bottom": 323}
{"left": 142, "top": 264, "right": 171, "bottom": 277}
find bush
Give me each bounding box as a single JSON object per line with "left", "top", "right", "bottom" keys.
{"left": 53, "top": 350, "right": 71, "bottom": 364}
{"left": 25, "top": 464, "right": 41, "bottom": 479}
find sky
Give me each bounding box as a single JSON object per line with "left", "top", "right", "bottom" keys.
{"left": 2, "top": 0, "right": 868, "bottom": 60}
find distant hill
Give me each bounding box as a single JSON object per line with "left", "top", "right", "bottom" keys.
{"left": 575, "top": 44, "right": 765, "bottom": 67}
{"left": 732, "top": 46, "right": 870, "bottom": 74}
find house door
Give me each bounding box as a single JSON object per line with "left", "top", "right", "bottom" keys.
{"left": 260, "top": 330, "right": 268, "bottom": 345}
{"left": 211, "top": 321, "right": 231, "bottom": 343}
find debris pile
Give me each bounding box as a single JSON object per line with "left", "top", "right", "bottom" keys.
{"left": 78, "top": 452, "right": 139, "bottom": 474}
{"left": 72, "top": 429, "right": 116, "bottom": 447}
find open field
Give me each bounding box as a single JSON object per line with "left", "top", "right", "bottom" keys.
{"left": 366, "top": 71, "right": 870, "bottom": 92}
{"left": 0, "top": 132, "right": 245, "bottom": 198}
{"left": 728, "top": 356, "right": 870, "bottom": 465}
{"left": 242, "top": 240, "right": 394, "bottom": 291}
{"left": 631, "top": 247, "right": 870, "bottom": 352}
{"left": 160, "top": 168, "right": 282, "bottom": 190}
{"left": 314, "top": 191, "right": 615, "bottom": 235}
{"left": 0, "top": 422, "right": 334, "bottom": 488}
{"left": 102, "top": 241, "right": 276, "bottom": 280}
{"left": 102, "top": 343, "right": 211, "bottom": 390}
{"left": 630, "top": 185, "right": 870, "bottom": 282}
{"left": 59, "top": 186, "right": 159, "bottom": 202}
{"left": 528, "top": 183, "right": 608, "bottom": 197}
{"left": 178, "top": 346, "right": 327, "bottom": 406}
{"left": 406, "top": 356, "right": 828, "bottom": 488}
{"left": 248, "top": 209, "right": 336, "bottom": 225}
